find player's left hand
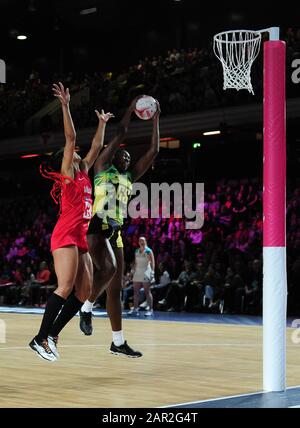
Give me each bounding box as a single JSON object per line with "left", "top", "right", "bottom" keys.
{"left": 153, "top": 100, "right": 161, "bottom": 120}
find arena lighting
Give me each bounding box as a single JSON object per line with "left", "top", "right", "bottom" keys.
{"left": 80, "top": 7, "right": 97, "bottom": 15}
{"left": 203, "top": 130, "right": 221, "bottom": 136}
{"left": 160, "top": 137, "right": 180, "bottom": 149}
{"left": 192, "top": 143, "right": 201, "bottom": 149}
{"left": 160, "top": 137, "right": 176, "bottom": 142}
{"left": 20, "top": 154, "right": 40, "bottom": 159}
{"left": 17, "top": 35, "right": 27, "bottom": 40}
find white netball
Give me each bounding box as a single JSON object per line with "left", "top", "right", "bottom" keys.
{"left": 135, "top": 95, "right": 157, "bottom": 120}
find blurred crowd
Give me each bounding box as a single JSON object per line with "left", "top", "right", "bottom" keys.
{"left": 1, "top": 28, "right": 300, "bottom": 137}
{"left": 0, "top": 196, "right": 56, "bottom": 305}
{"left": 1, "top": 178, "right": 299, "bottom": 315}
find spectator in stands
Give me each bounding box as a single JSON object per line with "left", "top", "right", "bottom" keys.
{"left": 147, "top": 262, "right": 171, "bottom": 309}
{"left": 244, "top": 259, "right": 263, "bottom": 314}
{"left": 159, "top": 261, "right": 197, "bottom": 312}
{"left": 203, "top": 264, "right": 223, "bottom": 310}
{"left": 1, "top": 179, "right": 299, "bottom": 317}
{"left": 20, "top": 261, "right": 51, "bottom": 306}
{"left": 17, "top": 266, "right": 36, "bottom": 306}
{"left": 184, "top": 262, "right": 206, "bottom": 311}
{"left": 223, "top": 267, "right": 245, "bottom": 314}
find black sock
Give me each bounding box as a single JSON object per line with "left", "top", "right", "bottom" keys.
{"left": 36, "top": 293, "right": 66, "bottom": 341}
{"left": 50, "top": 294, "right": 83, "bottom": 338}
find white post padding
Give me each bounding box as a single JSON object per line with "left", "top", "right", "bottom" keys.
{"left": 269, "top": 27, "right": 280, "bottom": 41}
{"left": 263, "top": 247, "right": 287, "bottom": 392}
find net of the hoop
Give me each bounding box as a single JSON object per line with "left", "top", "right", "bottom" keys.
{"left": 213, "top": 31, "right": 262, "bottom": 94}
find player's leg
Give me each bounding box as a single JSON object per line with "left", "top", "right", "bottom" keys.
{"left": 48, "top": 252, "right": 93, "bottom": 357}
{"left": 129, "top": 281, "right": 142, "bottom": 315}
{"left": 79, "top": 233, "right": 116, "bottom": 335}
{"left": 74, "top": 252, "right": 93, "bottom": 302}
{"left": 29, "top": 246, "right": 79, "bottom": 361}
{"left": 143, "top": 282, "right": 154, "bottom": 316}
{"left": 106, "top": 246, "right": 124, "bottom": 333}
{"left": 87, "top": 233, "right": 116, "bottom": 301}
{"left": 107, "top": 236, "right": 142, "bottom": 358}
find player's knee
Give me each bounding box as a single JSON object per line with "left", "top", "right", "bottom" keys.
{"left": 107, "top": 260, "right": 117, "bottom": 279}
{"left": 56, "top": 280, "right": 75, "bottom": 299}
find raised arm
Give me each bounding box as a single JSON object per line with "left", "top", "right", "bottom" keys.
{"left": 52, "top": 82, "right": 76, "bottom": 178}
{"left": 93, "top": 97, "right": 140, "bottom": 173}
{"left": 131, "top": 101, "right": 161, "bottom": 182}
{"left": 82, "top": 110, "right": 114, "bottom": 172}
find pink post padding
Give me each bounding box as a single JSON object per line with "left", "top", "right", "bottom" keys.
{"left": 263, "top": 41, "right": 286, "bottom": 248}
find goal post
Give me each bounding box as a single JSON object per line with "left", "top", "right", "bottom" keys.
{"left": 263, "top": 37, "right": 287, "bottom": 392}
{"left": 213, "top": 27, "right": 287, "bottom": 392}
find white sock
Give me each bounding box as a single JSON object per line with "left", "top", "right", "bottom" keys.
{"left": 112, "top": 330, "right": 125, "bottom": 347}
{"left": 81, "top": 300, "right": 94, "bottom": 313}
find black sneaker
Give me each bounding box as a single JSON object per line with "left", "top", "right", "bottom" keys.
{"left": 79, "top": 310, "right": 93, "bottom": 336}
{"left": 109, "top": 341, "right": 143, "bottom": 358}
{"left": 29, "top": 337, "right": 57, "bottom": 362}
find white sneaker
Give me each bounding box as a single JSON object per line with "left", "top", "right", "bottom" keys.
{"left": 219, "top": 300, "right": 224, "bottom": 314}
{"left": 144, "top": 310, "right": 154, "bottom": 317}
{"left": 139, "top": 301, "right": 148, "bottom": 309}
{"left": 128, "top": 308, "right": 139, "bottom": 316}
{"left": 29, "top": 337, "right": 57, "bottom": 362}
{"left": 48, "top": 336, "right": 59, "bottom": 359}
{"left": 158, "top": 299, "right": 167, "bottom": 306}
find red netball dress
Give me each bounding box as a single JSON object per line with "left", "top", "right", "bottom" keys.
{"left": 50, "top": 170, "right": 93, "bottom": 253}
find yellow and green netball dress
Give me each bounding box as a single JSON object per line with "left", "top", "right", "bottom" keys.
{"left": 87, "top": 165, "right": 132, "bottom": 248}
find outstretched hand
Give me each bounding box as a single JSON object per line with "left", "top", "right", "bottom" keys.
{"left": 52, "top": 82, "right": 70, "bottom": 105}
{"left": 95, "top": 109, "right": 114, "bottom": 123}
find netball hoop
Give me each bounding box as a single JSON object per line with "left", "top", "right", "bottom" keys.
{"left": 213, "top": 27, "right": 287, "bottom": 393}
{"left": 213, "top": 30, "right": 262, "bottom": 94}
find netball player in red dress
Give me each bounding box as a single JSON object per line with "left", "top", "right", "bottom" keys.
{"left": 29, "top": 82, "right": 113, "bottom": 361}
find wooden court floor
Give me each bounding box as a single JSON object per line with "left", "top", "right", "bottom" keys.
{"left": 1, "top": 313, "right": 300, "bottom": 408}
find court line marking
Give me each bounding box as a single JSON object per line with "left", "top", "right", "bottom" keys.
{"left": 1, "top": 343, "right": 300, "bottom": 351}
{"left": 0, "top": 343, "right": 259, "bottom": 351}
{"left": 160, "top": 390, "right": 265, "bottom": 408}
{"left": 1, "top": 308, "right": 299, "bottom": 330}
{"left": 160, "top": 385, "right": 300, "bottom": 408}
{"left": 0, "top": 309, "right": 266, "bottom": 328}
